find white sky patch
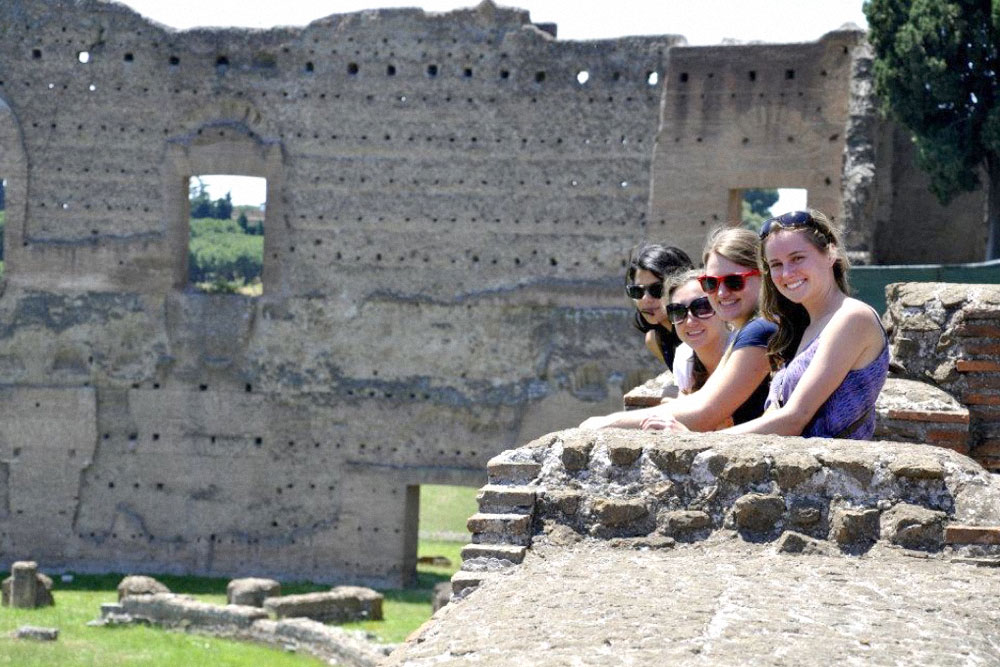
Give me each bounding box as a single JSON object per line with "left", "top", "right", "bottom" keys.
{"left": 117, "top": 0, "right": 868, "bottom": 45}
{"left": 771, "top": 188, "right": 808, "bottom": 216}
{"left": 195, "top": 175, "right": 266, "bottom": 208}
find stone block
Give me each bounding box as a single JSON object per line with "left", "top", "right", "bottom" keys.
{"left": 117, "top": 575, "right": 170, "bottom": 602}
{"left": 560, "top": 441, "right": 594, "bottom": 471}
{"left": 263, "top": 587, "right": 383, "bottom": 623}
{"left": 476, "top": 485, "right": 536, "bottom": 513}
{"left": 121, "top": 593, "right": 268, "bottom": 629}
{"left": 829, "top": 508, "right": 880, "bottom": 546}
{"left": 542, "top": 490, "right": 583, "bottom": 517}
{"left": 461, "top": 543, "right": 527, "bottom": 564}
{"left": 888, "top": 456, "right": 945, "bottom": 480}
{"left": 467, "top": 512, "right": 532, "bottom": 541}
{"left": 658, "top": 510, "right": 712, "bottom": 536}
{"left": 608, "top": 443, "right": 643, "bottom": 467}
{"left": 773, "top": 453, "right": 821, "bottom": 489}
{"left": 731, "top": 493, "right": 785, "bottom": 535}
{"left": 720, "top": 456, "right": 769, "bottom": 486}
{"left": 592, "top": 498, "right": 648, "bottom": 528}
{"left": 226, "top": 578, "right": 281, "bottom": 607}
{"left": 432, "top": 582, "right": 451, "bottom": 613}
{"left": 14, "top": 625, "right": 58, "bottom": 641}
{"left": 1, "top": 561, "right": 54, "bottom": 609}
{"left": 880, "top": 503, "right": 946, "bottom": 551}
{"left": 645, "top": 444, "right": 710, "bottom": 476}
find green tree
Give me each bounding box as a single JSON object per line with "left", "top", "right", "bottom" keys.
{"left": 189, "top": 178, "right": 214, "bottom": 219}
{"left": 743, "top": 188, "right": 779, "bottom": 218}
{"left": 864, "top": 0, "right": 1000, "bottom": 259}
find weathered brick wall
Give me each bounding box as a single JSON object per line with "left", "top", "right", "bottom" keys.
{"left": 0, "top": 0, "right": 673, "bottom": 585}
{"left": 884, "top": 282, "right": 1000, "bottom": 471}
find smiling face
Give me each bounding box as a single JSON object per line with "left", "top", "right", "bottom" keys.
{"left": 703, "top": 252, "right": 761, "bottom": 326}
{"left": 631, "top": 268, "right": 667, "bottom": 326}
{"left": 763, "top": 229, "right": 836, "bottom": 306}
{"left": 668, "top": 279, "right": 727, "bottom": 354}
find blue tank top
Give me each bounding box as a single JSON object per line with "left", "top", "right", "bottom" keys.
{"left": 764, "top": 318, "right": 889, "bottom": 439}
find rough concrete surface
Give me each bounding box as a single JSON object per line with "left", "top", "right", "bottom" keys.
{"left": 388, "top": 538, "right": 1000, "bottom": 666}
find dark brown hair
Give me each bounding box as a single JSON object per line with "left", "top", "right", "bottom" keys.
{"left": 758, "top": 209, "right": 851, "bottom": 369}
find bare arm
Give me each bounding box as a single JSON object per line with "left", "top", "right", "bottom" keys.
{"left": 725, "top": 305, "right": 884, "bottom": 435}
{"left": 664, "top": 344, "right": 772, "bottom": 431}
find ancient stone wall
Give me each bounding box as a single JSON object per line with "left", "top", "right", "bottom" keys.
{"left": 0, "top": 0, "right": 675, "bottom": 585}
{"left": 647, "top": 29, "right": 989, "bottom": 263}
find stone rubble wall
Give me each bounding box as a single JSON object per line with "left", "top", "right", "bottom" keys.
{"left": 452, "top": 430, "right": 1000, "bottom": 596}
{"left": 109, "top": 592, "right": 388, "bottom": 666}
{"left": 884, "top": 282, "right": 1000, "bottom": 470}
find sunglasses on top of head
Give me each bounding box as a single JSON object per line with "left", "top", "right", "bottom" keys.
{"left": 697, "top": 269, "right": 760, "bottom": 294}
{"left": 665, "top": 296, "right": 715, "bottom": 324}
{"left": 625, "top": 282, "right": 665, "bottom": 300}
{"left": 759, "top": 210, "right": 818, "bottom": 238}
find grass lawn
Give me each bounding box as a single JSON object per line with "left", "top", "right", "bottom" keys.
{"left": 0, "top": 485, "right": 480, "bottom": 663}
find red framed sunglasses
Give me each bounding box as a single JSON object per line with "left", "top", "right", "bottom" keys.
{"left": 697, "top": 269, "right": 760, "bottom": 294}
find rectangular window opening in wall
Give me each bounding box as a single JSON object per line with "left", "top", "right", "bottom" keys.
{"left": 188, "top": 175, "right": 265, "bottom": 296}
{"left": 727, "top": 187, "right": 808, "bottom": 232}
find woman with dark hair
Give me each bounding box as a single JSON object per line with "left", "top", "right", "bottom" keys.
{"left": 581, "top": 227, "right": 775, "bottom": 430}
{"left": 644, "top": 210, "right": 888, "bottom": 439}
{"left": 625, "top": 243, "right": 694, "bottom": 368}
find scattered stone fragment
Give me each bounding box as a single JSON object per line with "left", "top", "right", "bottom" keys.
{"left": 227, "top": 578, "right": 281, "bottom": 607}
{"left": 264, "top": 586, "right": 384, "bottom": 623}
{"left": 117, "top": 575, "right": 170, "bottom": 601}
{"left": 1, "top": 561, "right": 54, "bottom": 608}
{"left": 14, "top": 625, "right": 58, "bottom": 641}
{"left": 775, "top": 531, "right": 838, "bottom": 556}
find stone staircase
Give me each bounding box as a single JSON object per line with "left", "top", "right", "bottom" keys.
{"left": 450, "top": 455, "right": 541, "bottom": 597}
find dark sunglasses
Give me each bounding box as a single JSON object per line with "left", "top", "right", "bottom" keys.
{"left": 625, "top": 282, "right": 664, "bottom": 299}
{"left": 665, "top": 296, "right": 715, "bottom": 324}
{"left": 697, "top": 269, "right": 760, "bottom": 294}
{"left": 759, "top": 210, "right": 817, "bottom": 238}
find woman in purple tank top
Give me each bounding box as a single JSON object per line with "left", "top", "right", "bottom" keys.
{"left": 643, "top": 209, "right": 888, "bottom": 439}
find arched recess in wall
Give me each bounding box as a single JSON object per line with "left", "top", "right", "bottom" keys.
{"left": 0, "top": 94, "right": 29, "bottom": 284}
{"left": 164, "top": 121, "right": 284, "bottom": 293}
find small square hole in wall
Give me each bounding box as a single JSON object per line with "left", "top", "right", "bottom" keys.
{"left": 187, "top": 175, "right": 266, "bottom": 296}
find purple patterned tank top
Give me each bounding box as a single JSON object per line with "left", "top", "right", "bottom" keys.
{"left": 764, "top": 325, "right": 889, "bottom": 440}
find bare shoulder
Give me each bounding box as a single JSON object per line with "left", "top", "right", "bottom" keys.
{"left": 835, "top": 297, "right": 882, "bottom": 332}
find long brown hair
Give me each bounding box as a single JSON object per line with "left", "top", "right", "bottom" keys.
{"left": 758, "top": 209, "right": 851, "bottom": 369}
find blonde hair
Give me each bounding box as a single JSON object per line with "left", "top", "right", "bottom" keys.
{"left": 702, "top": 226, "right": 759, "bottom": 270}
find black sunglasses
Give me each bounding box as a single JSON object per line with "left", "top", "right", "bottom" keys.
{"left": 759, "top": 210, "right": 817, "bottom": 238}
{"left": 626, "top": 282, "right": 664, "bottom": 299}
{"left": 697, "top": 269, "right": 760, "bottom": 294}
{"left": 665, "top": 296, "right": 715, "bottom": 324}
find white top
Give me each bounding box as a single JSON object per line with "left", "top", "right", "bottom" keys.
{"left": 672, "top": 343, "right": 695, "bottom": 393}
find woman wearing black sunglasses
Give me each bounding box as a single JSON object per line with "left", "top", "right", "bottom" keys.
{"left": 582, "top": 227, "right": 776, "bottom": 430}
{"left": 625, "top": 244, "right": 695, "bottom": 368}
{"left": 665, "top": 270, "right": 730, "bottom": 395}
{"left": 644, "top": 210, "right": 888, "bottom": 439}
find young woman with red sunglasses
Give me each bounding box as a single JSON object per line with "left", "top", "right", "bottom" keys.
{"left": 665, "top": 270, "right": 730, "bottom": 394}
{"left": 581, "top": 227, "right": 776, "bottom": 430}
{"left": 644, "top": 210, "right": 889, "bottom": 439}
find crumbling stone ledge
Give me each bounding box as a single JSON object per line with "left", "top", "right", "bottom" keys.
{"left": 453, "top": 429, "right": 1000, "bottom": 596}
